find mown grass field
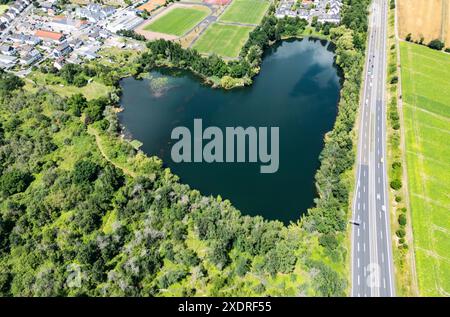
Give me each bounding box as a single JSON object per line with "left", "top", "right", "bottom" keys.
{"left": 192, "top": 23, "right": 253, "bottom": 58}
{"left": 144, "top": 6, "right": 210, "bottom": 36}
{"left": 218, "top": 0, "right": 270, "bottom": 25}
{"left": 400, "top": 41, "right": 450, "bottom": 296}
{"left": 0, "top": 4, "right": 9, "bottom": 15}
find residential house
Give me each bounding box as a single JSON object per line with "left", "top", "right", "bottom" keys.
{"left": 52, "top": 41, "right": 72, "bottom": 58}
{"left": 0, "top": 14, "right": 12, "bottom": 25}
{"left": 18, "top": 45, "right": 42, "bottom": 66}
{"left": 9, "top": 5, "right": 22, "bottom": 15}
{"left": 6, "top": 11, "right": 17, "bottom": 20}
{"left": 0, "top": 54, "right": 18, "bottom": 69}
{"left": 7, "top": 33, "right": 41, "bottom": 45}
{"left": 53, "top": 56, "right": 66, "bottom": 70}
{"left": 75, "top": 4, "right": 116, "bottom": 23}
{"left": 0, "top": 45, "right": 17, "bottom": 56}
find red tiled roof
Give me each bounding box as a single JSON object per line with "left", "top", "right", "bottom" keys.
{"left": 35, "top": 29, "right": 63, "bottom": 41}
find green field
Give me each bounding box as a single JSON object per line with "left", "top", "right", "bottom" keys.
{"left": 400, "top": 41, "right": 450, "bottom": 296}
{"left": 192, "top": 23, "right": 253, "bottom": 58}
{"left": 144, "top": 7, "right": 210, "bottom": 36}
{"left": 0, "top": 5, "right": 8, "bottom": 15}
{"left": 218, "top": 0, "right": 270, "bottom": 25}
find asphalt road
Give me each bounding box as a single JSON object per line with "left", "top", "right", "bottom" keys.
{"left": 351, "top": 0, "right": 395, "bottom": 297}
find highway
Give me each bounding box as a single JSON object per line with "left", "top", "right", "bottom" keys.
{"left": 351, "top": 0, "right": 395, "bottom": 297}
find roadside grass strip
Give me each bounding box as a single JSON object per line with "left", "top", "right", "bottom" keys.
{"left": 400, "top": 41, "right": 450, "bottom": 296}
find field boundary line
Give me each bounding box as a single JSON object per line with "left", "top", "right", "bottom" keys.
{"left": 404, "top": 102, "right": 450, "bottom": 122}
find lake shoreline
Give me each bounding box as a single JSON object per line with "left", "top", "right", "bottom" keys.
{"left": 118, "top": 39, "right": 341, "bottom": 223}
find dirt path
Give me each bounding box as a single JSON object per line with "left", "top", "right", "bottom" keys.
{"left": 88, "top": 127, "right": 137, "bottom": 178}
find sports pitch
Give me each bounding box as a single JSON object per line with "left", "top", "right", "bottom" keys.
{"left": 144, "top": 6, "right": 210, "bottom": 36}
{"left": 218, "top": 0, "right": 270, "bottom": 25}
{"left": 400, "top": 41, "right": 450, "bottom": 296}
{"left": 192, "top": 23, "right": 253, "bottom": 58}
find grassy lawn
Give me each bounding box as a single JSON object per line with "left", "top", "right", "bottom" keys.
{"left": 48, "top": 81, "right": 113, "bottom": 100}
{"left": 400, "top": 41, "right": 450, "bottom": 296}
{"left": 192, "top": 23, "right": 253, "bottom": 58}
{"left": 25, "top": 72, "right": 113, "bottom": 101}
{"left": 218, "top": 0, "right": 270, "bottom": 25}
{"left": 0, "top": 4, "right": 8, "bottom": 15}
{"left": 144, "top": 6, "right": 210, "bottom": 36}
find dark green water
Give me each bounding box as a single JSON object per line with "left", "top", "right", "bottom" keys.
{"left": 119, "top": 38, "right": 341, "bottom": 223}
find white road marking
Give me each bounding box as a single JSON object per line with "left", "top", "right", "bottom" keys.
{"left": 358, "top": 242, "right": 360, "bottom": 252}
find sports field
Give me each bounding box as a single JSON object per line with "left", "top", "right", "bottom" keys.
{"left": 192, "top": 23, "right": 253, "bottom": 58}
{"left": 144, "top": 6, "right": 210, "bottom": 36}
{"left": 218, "top": 0, "right": 270, "bottom": 25}
{"left": 400, "top": 41, "right": 450, "bottom": 296}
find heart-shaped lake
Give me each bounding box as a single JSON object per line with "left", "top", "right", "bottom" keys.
{"left": 119, "top": 38, "right": 341, "bottom": 223}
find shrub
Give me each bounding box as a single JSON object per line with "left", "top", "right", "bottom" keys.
{"left": 396, "top": 228, "right": 406, "bottom": 238}
{"left": 428, "top": 39, "right": 445, "bottom": 51}
{"left": 0, "top": 169, "right": 34, "bottom": 196}
{"left": 73, "top": 160, "right": 100, "bottom": 183}
{"left": 390, "top": 178, "right": 402, "bottom": 190}
{"left": 390, "top": 75, "right": 398, "bottom": 84}
{"left": 398, "top": 213, "right": 407, "bottom": 226}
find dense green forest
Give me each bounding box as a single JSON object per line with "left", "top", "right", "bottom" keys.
{"left": 0, "top": 0, "right": 370, "bottom": 296}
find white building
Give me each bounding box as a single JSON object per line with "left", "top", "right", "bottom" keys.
{"left": 105, "top": 11, "right": 143, "bottom": 33}
{"left": 0, "top": 54, "right": 18, "bottom": 69}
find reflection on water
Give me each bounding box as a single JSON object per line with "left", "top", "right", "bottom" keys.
{"left": 119, "top": 38, "right": 341, "bottom": 223}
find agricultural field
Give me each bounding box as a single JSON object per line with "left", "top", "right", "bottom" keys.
{"left": 144, "top": 5, "right": 210, "bottom": 36}
{"left": 398, "top": 0, "right": 450, "bottom": 45}
{"left": 400, "top": 41, "right": 450, "bottom": 296}
{"left": 192, "top": 23, "right": 253, "bottom": 58}
{"left": 218, "top": 0, "right": 270, "bottom": 25}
